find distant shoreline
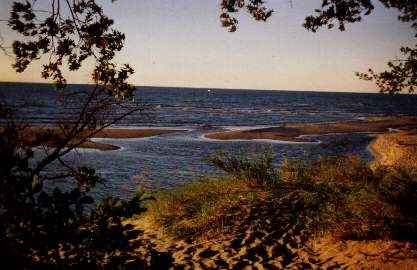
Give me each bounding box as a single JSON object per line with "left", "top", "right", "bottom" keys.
{"left": 0, "top": 81, "right": 409, "bottom": 94}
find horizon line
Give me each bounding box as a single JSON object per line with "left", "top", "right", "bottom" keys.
{"left": 0, "top": 80, "right": 384, "bottom": 94}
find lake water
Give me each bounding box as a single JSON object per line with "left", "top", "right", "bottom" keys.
{"left": 1, "top": 82, "right": 416, "bottom": 198}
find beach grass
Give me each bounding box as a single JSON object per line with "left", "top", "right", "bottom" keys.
{"left": 146, "top": 176, "right": 258, "bottom": 239}
{"left": 132, "top": 131, "right": 417, "bottom": 268}
{"left": 144, "top": 153, "right": 417, "bottom": 243}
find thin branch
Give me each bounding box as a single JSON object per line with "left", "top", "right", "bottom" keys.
{"left": 33, "top": 85, "right": 144, "bottom": 176}
{"left": 33, "top": 85, "right": 100, "bottom": 175}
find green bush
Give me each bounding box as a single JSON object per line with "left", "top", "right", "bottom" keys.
{"left": 204, "top": 153, "right": 417, "bottom": 241}
{"left": 376, "top": 168, "right": 417, "bottom": 210}
{"left": 147, "top": 177, "right": 256, "bottom": 239}
{"left": 206, "top": 151, "right": 280, "bottom": 187}
{"left": 144, "top": 152, "right": 417, "bottom": 243}
{"left": 279, "top": 155, "right": 417, "bottom": 241}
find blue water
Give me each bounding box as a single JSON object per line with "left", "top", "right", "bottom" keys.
{"left": 1, "top": 82, "right": 416, "bottom": 198}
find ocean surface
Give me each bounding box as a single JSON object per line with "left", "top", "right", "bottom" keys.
{"left": 1, "top": 82, "right": 416, "bottom": 198}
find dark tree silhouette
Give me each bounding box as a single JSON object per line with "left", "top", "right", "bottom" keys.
{"left": 0, "top": 1, "right": 172, "bottom": 269}
{"left": 220, "top": 0, "right": 273, "bottom": 32}
{"left": 8, "top": 0, "right": 134, "bottom": 95}
{"left": 220, "top": 0, "right": 417, "bottom": 94}
{"left": 1, "top": 0, "right": 416, "bottom": 268}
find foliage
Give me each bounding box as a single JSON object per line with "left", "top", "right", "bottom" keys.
{"left": 4, "top": 0, "right": 143, "bottom": 179}
{"left": 356, "top": 46, "right": 417, "bottom": 94}
{"left": 147, "top": 176, "right": 259, "bottom": 239}
{"left": 0, "top": 122, "right": 173, "bottom": 269}
{"left": 220, "top": 0, "right": 273, "bottom": 32}
{"left": 3, "top": 1, "right": 417, "bottom": 93}
{"left": 221, "top": 0, "right": 417, "bottom": 94}
{"left": 206, "top": 151, "right": 280, "bottom": 187}
{"left": 1, "top": 0, "right": 416, "bottom": 267}
{"left": 148, "top": 152, "right": 281, "bottom": 239}
{"left": 280, "top": 156, "right": 417, "bottom": 240}
{"left": 149, "top": 153, "right": 417, "bottom": 242}
{"left": 0, "top": 1, "right": 173, "bottom": 269}
{"left": 8, "top": 0, "right": 134, "bottom": 97}
{"left": 304, "top": 0, "right": 417, "bottom": 94}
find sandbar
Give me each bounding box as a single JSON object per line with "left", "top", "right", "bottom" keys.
{"left": 205, "top": 116, "right": 417, "bottom": 142}
{"left": 17, "top": 126, "right": 184, "bottom": 151}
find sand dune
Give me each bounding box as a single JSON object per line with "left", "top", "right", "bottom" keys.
{"left": 128, "top": 118, "right": 417, "bottom": 269}
{"left": 132, "top": 190, "right": 417, "bottom": 269}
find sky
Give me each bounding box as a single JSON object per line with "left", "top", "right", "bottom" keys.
{"left": 0, "top": 0, "right": 415, "bottom": 92}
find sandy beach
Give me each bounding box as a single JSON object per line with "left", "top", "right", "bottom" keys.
{"left": 132, "top": 178, "right": 417, "bottom": 269}
{"left": 128, "top": 117, "right": 417, "bottom": 269}
{"left": 205, "top": 116, "right": 417, "bottom": 142}
{"left": 369, "top": 129, "right": 417, "bottom": 170}
{"left": 18, "top": 119, "right": 417, "bottom": 268}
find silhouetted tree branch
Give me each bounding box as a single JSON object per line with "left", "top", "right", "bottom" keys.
{"left": 302, "top": 0, "right": 417, "bottom": 94}
{"left": 0, "top": 1, "right": 172, "bottom": 268}
{"left": 221, "top": 0, "right": 417, "bottom": 94}
{"left": 220, "top": 0, "right": 274, "bottom": 32}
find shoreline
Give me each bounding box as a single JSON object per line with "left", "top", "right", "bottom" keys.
{"left": 369, "top": 129, "right": 417, "bottom": 170}
{"left": 19, "top": 116, "right": 417, "bottom": 151}
{"left": 205, "top": 116, "right": 417, "bottom": 142}
{"left": 130, "top": 118, "right": 417, "bottom": 269}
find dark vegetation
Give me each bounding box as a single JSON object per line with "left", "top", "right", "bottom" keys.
{"left": 0, "top": 116, "right": 173, "bottom": 268}
{"left": 0, "top": 0, "right": 416, "bottom": 269}
{"left": 0, "top": 0, "right": 172, "bottom": 268}
{"left": 148, "top": 153, "right": 417, "bottom": 243}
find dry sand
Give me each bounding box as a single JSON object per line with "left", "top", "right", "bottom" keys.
{"left": 128, "top": 116, "right": 417, "bottom": 269}
{"left": 205, "top": 116, "right": 417, "bottom": 142}
{"left": 132, "top": 193, "right": 321, "bottom": 269}
{"left": 369, "top": 130, "right": 417, "bottom": 170}
{"left": 18, "top": 117, "right": 417, "bottom": 268}
{"left": 312, "top": 237, "right": 417, "bottom": 270}
{"left": 132, "top": 191, "right": 417, "bottom": 269}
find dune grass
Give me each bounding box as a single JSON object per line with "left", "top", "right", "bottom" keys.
{"left": 280, "top": 156, "right": 417, "bottom": 240}
{"left": 146, "top": 176, "right": 263, "bottom": 239}
{"left": 144, "top": 152, "right": 417, "bottom": 243}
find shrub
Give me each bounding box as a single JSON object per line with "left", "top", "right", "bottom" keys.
{"left": 280, "top": 155, "right": 417, "bottom": 241}
{"left": 146, "top": 152, "right": 417, "bottom": 243}
{"left": 376, "top": 167, "right": 417, "bottom": 210}
{"left": 206, "top": 151, "right": 280, "bottom": 187}
{"left": 147, "top": 177, "right": 258, "bottom": 239}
